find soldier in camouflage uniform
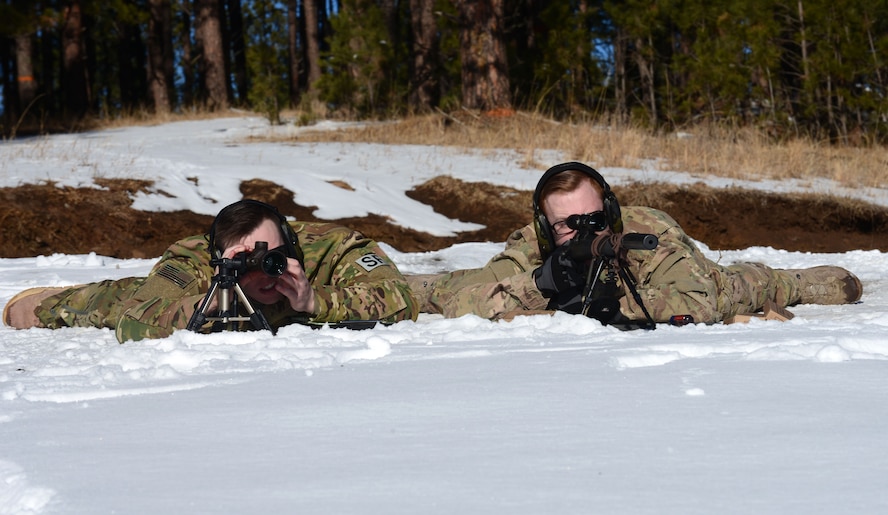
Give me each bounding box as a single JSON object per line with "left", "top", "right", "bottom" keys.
{"left": 4, "top": 200, "right": 418, "bottom": 342}
{"left": 408, "top": 162, "right": 863, "bottom": 326}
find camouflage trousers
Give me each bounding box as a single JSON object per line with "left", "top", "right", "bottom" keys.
{"left": 620, "top": 261, "right": 802, "bottom": 323}
{"left": 409, "top": 261, "right": 803, "bottom": 324}
{"left": 36, "top": 277, "right": 147, "bottom": 331}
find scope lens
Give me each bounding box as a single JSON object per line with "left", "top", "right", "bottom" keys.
{"left": 261, "top": 252, "right": 287, "bottom": 277}
{"left": 566, "top": 211, "right": 607, "bottom": 231}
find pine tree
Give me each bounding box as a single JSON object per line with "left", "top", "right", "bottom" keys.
{"left": 244, "top": 0, "right": 288, "bottom": 123}
{"left": 317, "top": 0, "right": 393, "bottom": 116}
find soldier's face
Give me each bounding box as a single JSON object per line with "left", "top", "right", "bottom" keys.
{"left": 230, "top": 218, "right": 287, "bottom": 305}
{"left": 542, "top": 181, "right": 605, "bottom": 247}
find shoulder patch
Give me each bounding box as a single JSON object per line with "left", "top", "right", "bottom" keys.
{"left": 156, "top": 263, "right": 193, "bottom": 289}
{"left": 356, "top": 253, "right": 388, "bottom": 272}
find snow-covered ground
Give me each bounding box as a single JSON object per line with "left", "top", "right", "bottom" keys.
{"left": 1, "top": 116, "right": 887, "bottom": 514}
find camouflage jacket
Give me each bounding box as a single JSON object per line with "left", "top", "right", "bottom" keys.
{"left": 113, "top": 221, "right": 417, "bottom": 342}
{"left": 425, "top": 206, "right": 772, "bottom": 324}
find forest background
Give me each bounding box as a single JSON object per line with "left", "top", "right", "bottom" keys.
{"left": 1, "top": 0, "right": 887, "bottom": 146}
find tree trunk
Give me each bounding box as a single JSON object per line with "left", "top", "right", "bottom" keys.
{"left": 195, "top": 0, "right": 229, "bottom": 110}
{"left": 632, "top": 36, "right": 657, "bottom": 126}
{"left": 179, "top": 0, "right": 195, "bottom": 107}
{"left": 303, "top": 0, "right": 321, "bottom": 91}
{"left": 62, "top": 0, "right": 90, "bottom": 117}
{"left": 15, "top": 33, "right": 38, "bottom": 112}
{"left": 287, "top": 0, "right": 301, "bottom": 106}
{"left": 613, "top": 27, "right": 627, "bottom": 124}
{"left": 117, "top": 19, "right": 144, "bottom": 111}
{"left": 408, "top": 0, "right": 437, "bottom": 111}
{"left": 226, "top": 0, "right": 247, "bottom": 104}
{"left": 379, "top": 0, "right": 399, "bottom": 56}
{"left": 454, "top": 0, "right": 511, "bottom": 111}
{"left": 148, "top": 0, "right": 172, "bottom": 114}
{"left": 2, "top": 38, "right": 15, "bottom": 125}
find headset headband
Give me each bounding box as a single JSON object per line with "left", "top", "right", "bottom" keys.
{"left": 207, "top": 199, "right": 303, "bottom": 265}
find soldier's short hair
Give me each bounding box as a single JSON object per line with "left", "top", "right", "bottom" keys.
{"left": 208, "top": 200, "right": 303, "bottom": 264}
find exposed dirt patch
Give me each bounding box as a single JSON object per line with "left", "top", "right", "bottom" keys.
{"left": 2, "top": 177, "right": 887, "bottom": 259}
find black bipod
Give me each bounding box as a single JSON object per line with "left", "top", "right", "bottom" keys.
{"left": 186, "top": 260, "right": 273, "bottom": 334}
{"left": 580, "top": 257, "right": 657, "bottom": 331}
{"left": 566, "top": 230, "right": 660, "bottom": 330}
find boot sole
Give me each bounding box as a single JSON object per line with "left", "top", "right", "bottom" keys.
{"left": 3, "top": 287, "right": 68, "bottom": 327}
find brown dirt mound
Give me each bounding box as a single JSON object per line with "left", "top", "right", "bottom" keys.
{"left": 2, "top": 177, "right": 887, "bottom": 259}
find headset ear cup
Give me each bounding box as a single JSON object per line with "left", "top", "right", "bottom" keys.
{"left": 280, "top": 220, "right": 305, "bottom": 267}
{"left": 604, "top": 192, "right": 623, "bottom": 233}
{"left": 534, "top": 209, "right": 555, "bottom": 259}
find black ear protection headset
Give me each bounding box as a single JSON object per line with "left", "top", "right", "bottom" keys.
{"left": 532, "top": 162, "right": 623, "bottom": 258}
{"left": 207, "top": 199, "right": 304, "bottom": 265}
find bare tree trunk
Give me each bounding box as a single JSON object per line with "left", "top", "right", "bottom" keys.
{"left": 613, "top": 27, "right": 627, "bottom": 124}
{"left": 408, "top": 0, "right": 437, "bottom": 111}
{"left": 15, "top": 33, "right": 38, "bottom": 111}
{"left": 179, "top": 0, "right": 195, "bottom": 107}
{"left": 632, "top": 36, "right": 657, "bottom": 126}
{"left": 797, "top": 1, "right": 809, "bottom": 80}
{"left": 148, "top": 0, "right": 172, "bottom": 114}
{"left": 62, "top": 0, "right": 90, "bottom": 117}
{"left": 195, "top": 0, "right": 229, "bottom": 110}
{"left": 117, "top": 19, "right": 144, "bottom": 111}
{"left": 163, "top": 0, "right": 175, "bottom": 107}
{"left": 303, "top": 0, "right": 321, "bottom": 92}
{"left": 287, "top": 0, "right": 301, "bottom": 106}
{"left": 379, "top": 0, "right": 398, "bottom": 55}
{"left": 454, "top": 0, "right": 511, "bottom": 111}
{"left": 226, "top": 0, "right": 247, "bottom": 104}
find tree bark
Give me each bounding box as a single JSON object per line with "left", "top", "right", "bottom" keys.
{"left": 287, "top": 0, "right": 301, "bottom": 106}
{"left": 613, "top": 27, "right": 627, "bottom": 124}
{"left": 632, "top": 35, "right": 657, "bottom": 126}
{"left": 303, "top": 0, "right": 321, "bottom": 91}
{"left": 179, "top": 0, "right": 195, "bottom": 107}
{"left": 148, "top": 0, "right": 172, "bottom": 114}
{"left": 62, "top": 0, "right": 90, "bottom": 117}
{"left": 379, "top": 0, "right": 399, "bottom": 55}
{"left": 454, "top": 0, "right": 511, "bottom": 111}
{"left": 195, "top": 0, "right": 229, "bottom": 109}
{"left": 226, "top": 0, "right": 247, "bottom": 104}
{"left": 14, "top": 33, "right": 38, "bottom": 112}
{"left": 117, "top": 19, "right": 144, "bottom": 111}
{"left": 408, "top": 0, "right": 437, "bottom": 111}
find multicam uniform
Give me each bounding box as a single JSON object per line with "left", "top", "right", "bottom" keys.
{"left": 420, "top": 206, "right": 802, "bottom": 324}
{"left": 35, "top": 222, "right": 418, "bottom": 343}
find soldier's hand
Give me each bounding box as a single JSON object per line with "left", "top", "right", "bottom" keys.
{"left": 274, "top": 257, "right": 317, "bottom": 314}
{"left": 533, "top": 245, "right": 586, "bottom": 297}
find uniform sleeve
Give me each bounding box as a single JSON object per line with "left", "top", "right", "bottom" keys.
{"left": 427, "top": 225, "right": 550, "bottom": 319}
{"left": 305, "top": 232, "right": 419, "bottom": 324}
{"left": 115, "top": 237, "right": 214, "bottom": 342}
{"left": 618, "top": 207, "right": 722, "bottom": 323}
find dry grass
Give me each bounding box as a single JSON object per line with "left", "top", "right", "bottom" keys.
{"left": 262, "top": 110, "right": 888, "bottom": 190}
{"left": 79, "top": 107, "right": 887, "bottom": 190}
{"left": 90, "top": 106, "right": 249, "bottom": 129}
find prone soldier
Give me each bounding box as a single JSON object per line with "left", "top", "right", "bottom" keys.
{"left": 407, "top": 162, "right": 862, "bottom": 326}
{"left": 4, "top": 199, "right": 418, "bottom": 342}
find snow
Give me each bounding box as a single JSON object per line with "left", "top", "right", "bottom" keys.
{"left": 2, "top": 116, "right": 887, "bottom": 514}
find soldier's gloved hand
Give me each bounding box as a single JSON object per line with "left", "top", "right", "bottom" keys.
{"left": 533, "top": 245, "right": 585, "bottom": 298}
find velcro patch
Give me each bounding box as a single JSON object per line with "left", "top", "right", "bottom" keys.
{"left": 356, "top": 253, "right": 388, "bottom": 272}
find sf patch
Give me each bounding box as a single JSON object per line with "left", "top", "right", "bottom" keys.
{"left": 356, "top": 253, "right": 388, "bottom": 272}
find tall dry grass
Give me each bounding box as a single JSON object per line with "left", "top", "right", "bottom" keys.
{"left": 267, "top": 110, "right": 887, "bottom": 190}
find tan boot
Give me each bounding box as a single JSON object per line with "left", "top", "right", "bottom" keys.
{"left": 779, "top": 266, "right": 862, "bottom": 305}
{"left": 3, "top": 287, "right": 69, "bottom": 329}
{"left": 405, "top": 274, "right": 443, "bottom": 311}
{"left": 724, "top": 299, "right": 795, "bottom": 324}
